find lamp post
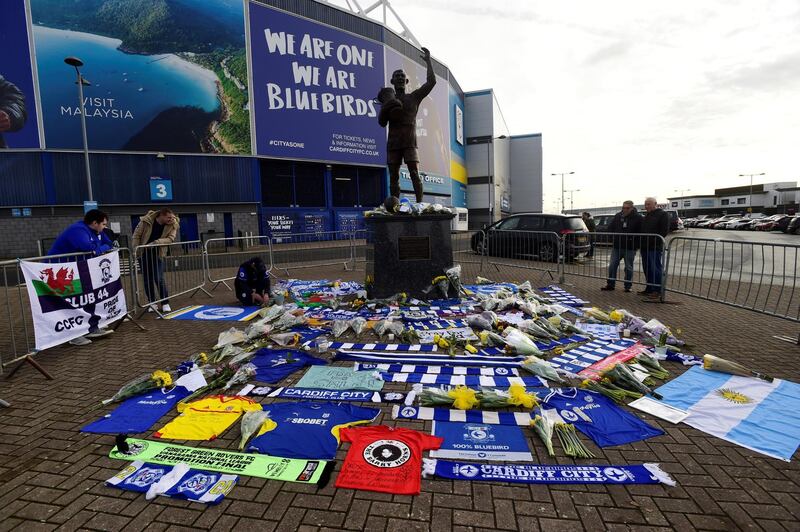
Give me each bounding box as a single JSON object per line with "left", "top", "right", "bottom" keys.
{"left": 64, "top": 56, "right": 93, "bottom": 202}
{"left": 739, "top": 172, "right": 765, "bottom": 214}
{"left": 565, "top": 189, "right": 580, "bottom": 213}
{"left": 551, "top": 171, "right": 574, "bottom": 214}
{"left": 486, "top": 135, "right": 507, "bottom": 224}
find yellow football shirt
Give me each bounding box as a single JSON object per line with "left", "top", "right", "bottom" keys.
{"left": 154, "top": 395, "right": 261, "bottom": 440}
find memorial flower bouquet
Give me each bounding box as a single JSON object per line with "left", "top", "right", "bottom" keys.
{"left": 479, "top": 384, "right": 539, "bottom": 409}
{"left": 703, "top": 354, "right": 774, "bottom": 382}
{"left": 101, "top": 369, "right": 178, "bottom": 405}
{"left": 604, "top": 363, "right": 662, "bottom": 400}
{"left": 521, "top": 355, "right": 564, "bottom": 384}
{"left": 222, "top": 363, "right": 257, "bottom": 391}
{"left": 580, "top": 378, "right": 642, "bottom": 404}
{"left": 530, "top": 415, "right": 555, "bottom": 456}
{"left": 415, "top": 385, "right": 481, "bottom": 410}
{"left": 239, "top": 409, "right": 271, "bottom": 450}
{"left": 554, "top": 422, "right": 595, "bottom": 459}
{"left": 502, "top": 327, "right": 545, "bottom": 357}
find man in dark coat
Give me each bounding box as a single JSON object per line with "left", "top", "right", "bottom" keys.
{"left": 601, "top": 201, "right": 643, "bottom": 292}
{"left": 639, "top": 197, "right": 670, "bottom": 298}
{"left": 0, "top": 75, "right": 27, "bottom": 148}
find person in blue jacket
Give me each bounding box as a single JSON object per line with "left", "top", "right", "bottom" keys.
{"left": 234, "top": 257, "right": 270, "bottom": 306}
{"left": 48, "top": 209, "right": 114, "bottom": 257}
{"left": 48, "top": 209, "right": 115, "bottom": 346}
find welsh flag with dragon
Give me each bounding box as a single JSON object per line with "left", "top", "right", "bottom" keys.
{"left": 21, "top": 250, "right": 127, "bottom": 350}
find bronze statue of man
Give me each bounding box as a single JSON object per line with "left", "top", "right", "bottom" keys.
{"left": 377, "top": 47, "right": 436, "bottom": 203}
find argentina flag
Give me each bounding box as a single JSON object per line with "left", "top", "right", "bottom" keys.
{"left": 655, "top": 366, "right": 800, "bottom": 461}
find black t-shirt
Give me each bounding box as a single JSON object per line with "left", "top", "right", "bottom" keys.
{"left": 146, "top": 222, "right": 165, "bottom": 244}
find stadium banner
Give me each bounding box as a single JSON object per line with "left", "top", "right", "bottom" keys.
{"left": 249, "top": 1, "right": 385, "bottom": 165}
{"left": 29, "top": 0, "right": 251, "bottom": 153}
{"left": 20, "top": 250, "right": 127, "bottom": 350}
{"left": 0, "top": 0, "right": 41, "bottom": 149}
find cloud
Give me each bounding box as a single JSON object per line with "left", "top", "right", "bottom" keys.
{"left": 582, "top": 41, "right": 631, "bottom": 66}
{"left": 706, "top": 52, "right": 800, "bottom": 92}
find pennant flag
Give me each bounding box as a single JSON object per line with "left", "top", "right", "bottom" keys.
{"left": 655, "top": 366, "right": 800, "bottom": 461}
{"left": 405, "top": 319, "right": 470, "bottom": 330}
{"left": 380, "top": 373, "right": 547, "bottom": 388}
{"left": 393, "top": 404, "right": 536, "bottom": 426}
{"left": 354, "top": 363, "right": 519, "bottom": 376}
{"left": 163, "top": 305, "right": 262, "bottom": 321}
{"left": 335, "top": 350, "right": 525, "bottom": 368}
{"left": 109, "top": 438, "right": 330, "bottom": 483}
{"left": 431, "top": 422, "right": 533, "bottom": 461}
{"left": 423, "top": 459, "right": 675, "bottom": 486}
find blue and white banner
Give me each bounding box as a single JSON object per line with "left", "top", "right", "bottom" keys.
{"left": 416, "top": 327, "right": 479, "bottom": 344}
{"left": 106, "top": 461, "right": 237, "bottom": 504}
{"left": 431, "top": 421, "right": 532, "bottom": 461}
{"left": 325, "top": 342, "right": 438, "bottom": 352}
{"left": 423, "top": 459, "right": 675, "bottom": 486}
{"left": 655, "top": 366, "right": 800, "bottom": 461}
{"left": 380, "top": 373, "right": 547, "bottom": 388}
{"left": 462, "top": 283, "right": 518, "bottom": 296}
{"left": 354, "top": 363, "right": 519, "bottom": 376}
{"left": 393, "top": 405, "right": 537, "bottom": 426}
{"left": 266, "top": 387, "right": 406, "bottom": 403}
{"left": 547, "top": 338, "right": 638, "bottom": 375}
{"left": 335, "top": 349, "right": 525, "bottom": 368}
{"left": 538, "top": 285, "right": 588, "bottom": 307}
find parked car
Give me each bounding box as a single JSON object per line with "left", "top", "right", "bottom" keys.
{"left": 701, "top": 215, "right": 739, "bottom": 228}
{"left": 471, "top": 213, "right": 590, "bottom": 262}
{"left": 754, "top": 215, "right": 786, "bottom": 231}
{"left": 772, "top": 215, "right": 793, "bottom": 232}
{"left": 727, "top": 218, "right": 754, "bottom": 230}
{"left": 591, "top": 213, "right": 617, "bottom": 243}
{"left": 665, "top": 210, "right": 683, "bottom": 231}
{"left": 787, "top": 216, "right": 800, "bottom": 235}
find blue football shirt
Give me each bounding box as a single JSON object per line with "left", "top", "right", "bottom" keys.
{"left": 251, "top": 348, "right": 327, "bottom": 384}
{"left": 248, "top": 401, "right": 379, "bottom": 459}
{"left": 82, "top": 386, "right": 191, "bottom": 434}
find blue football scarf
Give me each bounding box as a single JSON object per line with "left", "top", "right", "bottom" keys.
{"left": 393, "top": 405, "right": 536, "bottom": 426}
{"left": 538, "top": 285, "right": 589, "bottom": 307}
{"left": 106, "top": 460, "right": 237, "bottom": 504}
{"left": 82, "top": 386, "right": 192, "bottom": 434}
{"left": 405, "top": 319, "right": 470, "bottom": 330}
{"left": 251, "top": 348, "right": 326, "bottom": 384}
{"left": 380, "top": 372, "right": 547, "bottom": 388}
{"left": 335, "top": 350, "right": 525, "bottom": 368}
{"left": 267, "top": 387, "right": 406, "bottom": 403}
{"left": 423, "top": 459, "right": 675, "bottom": 486}
{"left": 354, "top": 363, "right": 519, "bottom": 376}
{"left": 317, "top": 342, "right": 438, "bottom": 352}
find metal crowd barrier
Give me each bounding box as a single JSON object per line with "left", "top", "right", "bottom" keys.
{"left": 665, "top": 236, "right": 800, "bottom": 322}
{"left": 204, "top": 236, "right": 273, "bottom": 291}
{"left": 561, "top": 232, "right": 668, "bottom": 296}
{"left": 133, "top": 240, "right": 209, "bottom": 317}
{"left": 0, "top": 250, "right": 92, "bottom": 376}
{"left": 269, "top": 230, "right": 354, "bottom": 276}
{"left": 480, "top": 229, "right": 562, "bottom": 283}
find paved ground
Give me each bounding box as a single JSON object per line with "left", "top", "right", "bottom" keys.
{"left": 1, "top": 268, "right": 799, "bottom": 532}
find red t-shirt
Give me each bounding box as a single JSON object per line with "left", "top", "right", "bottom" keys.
{"left": 335, "top": 425, "right": 443, "bottom": 495}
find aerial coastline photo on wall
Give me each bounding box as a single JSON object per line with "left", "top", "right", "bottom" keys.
{"left": 30, "top": 0, "right": 251, "bottom": 154}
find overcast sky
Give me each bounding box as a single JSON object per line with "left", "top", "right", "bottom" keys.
{"left": 373, "top": 0, "right": 800, "bottom": 211}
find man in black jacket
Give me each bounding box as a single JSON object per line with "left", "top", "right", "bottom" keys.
{"left": 601, "top": 201, "right": 642, "bottom": 292}
{"left": 0, "top": 75, "right": 28, "bottom": 148}
{"left": 639, "top": 197, "right": 670, "bottom": 298}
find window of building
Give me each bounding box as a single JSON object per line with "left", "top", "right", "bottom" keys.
{"left": 737, "top": 197, "right": 746, "bottom": 205}
{"left": 332, "top": 166, "right": 385, "bottom": 207}
{"left": 358, "top": 167, "right": 383, "bottom": 207}
{"left": 671, "top": 201, "right": 678, "bottom": 207}
{"left": 683, "top": 200, "right": 691, "bottom": 207}
{"left": 294, "top": 163, "right": 326, "bottom": 207}
{"left": 774, "top": 196, "right": 778, "bottom": 205}
{"left": 262, "top": 161, "right": 293, "bottom": 207}
{"left": 721, "top": 199, "right": 730, "bottom": 206}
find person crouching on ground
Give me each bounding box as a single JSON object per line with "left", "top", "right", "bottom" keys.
{"left": 132, "top": 207, "right": 179, "bottom": 313}
{"left": 235, "top": 257, "right": 270, "bottom": 306}
{"left": 601, "top": 200, "right": 642, "bottom": 292}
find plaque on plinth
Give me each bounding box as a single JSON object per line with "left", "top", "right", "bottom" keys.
{"left": 364, "top": 214, "right": 456, "bottom": 299}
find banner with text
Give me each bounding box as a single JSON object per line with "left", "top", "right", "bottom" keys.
{"left": 249, "top": 2, "right": 385, "bottom": 165}
{"left": 21, "top": 251, "right": 127, "bottom": 350}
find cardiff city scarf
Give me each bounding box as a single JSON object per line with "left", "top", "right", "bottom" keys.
{"left": 666, "top": 351, "right": 702, "bottom": 366}
{"left": 354, "top": 363, "right": 520, "bottom": 376}
{"left": 106, "top": 460, "right": 237, "bottom": 504}
{"left": 423, "top": 459, "right": 675, "bottom": 486}
{"left": 266, "top": 387, "right": 406, "bottom": 403}
{"left": 538, "top": 285, "right": 588, "bottom": 307}
{"left": 380, "top": 373, "right": 547, "bottom": 388}
{"left": 318, "top": 342, "right": 438, "bottom": 352}
{"left": 109, "top": 438, "right": 330, "bottom": 484}
{"left": 405, "top": 319, "right": 470, "bottom": 330}
{"left": 393, "top": 405, "right": 535, "bottom": 426}
{"left": 335, "top": 350, "right": 525, "bottom": 368}
{"left": 546, "top": 338, "right": 639, "bottom": 376}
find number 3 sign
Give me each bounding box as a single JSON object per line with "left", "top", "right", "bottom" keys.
{"left": 149, "top": 177, "right": 173, "bottom": 201}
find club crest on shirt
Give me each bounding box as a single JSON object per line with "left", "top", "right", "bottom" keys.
{"left": 363, "top": 439, "right": 411, "bottom": 468}
{"left": 128, "top": 467, "right": 164, "bottom": 488}
{"left": 177, "top": 473, "right": 216, "bottom": 494}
